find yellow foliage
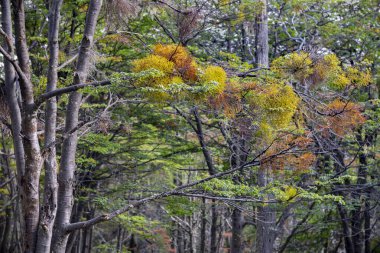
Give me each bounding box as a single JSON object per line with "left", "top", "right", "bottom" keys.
{"left": 313, "top": 54, "right": 350, "bottom": 89}
{"left": 255, "top": 121, "right": 274, "bottom": 139}
{"left": 272, "top": 51, "right": 372, "bottom": 89}
{"left": 272, "top": 52, "right": 313, "bottom": 80}
{"left": 201, "top": 66, "right": 227, "bottom": 94}
{"left": 132, "top": 44, "right": 229, "bottom": 102}
{"left": 346, "top": 67, "right": 372, "bottom": 87}
{"left": 132, "top": 54, "right": 174, "bottom": 87}
{"left": 249, "top": 84, "right": 300, "bottom": 129}
{"left": 284, "top": 186, "right": 297, "bottom": 201}
{"left": 171, "top": 76, "right": 184, "bottom": 84}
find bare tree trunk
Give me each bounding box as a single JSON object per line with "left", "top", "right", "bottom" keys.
{"left": 116, "top": 225, "right": 124, "bottom": 253}
{"left": 364, "top": 198, "right": 371, "bottom": 253}
{"left": 256, "top": 168, "right": 275, "bottom": 253}
{"left": 0, "top": 0, "right": 24, "bottom": 180}
{"left": 230, "top": 138, "right": 247, "bottom": 253}
{"left": 241, "top": 24, "right": 246, "bottom": 61}
{"left": 351, "top": 153, "right": 367, "bottom": 253}
{"left": 255, "top": 0, "right": 269, "bottom": 68}
{"left": 351, "top": 130, "right": 372, "bottom": 253}
{"left": 255, "top": 1, "right": 274, "bottom": 252}
{"left": 210, "top": 201, "right": 218, "bottom": 253}
{"left": 0, "top": 7, "right": 22, "bottom": 250}
{"left": 337, "top": 204, "right": 355, "bottom": 253}
{"left": 36, "top": 1, "right": 63, "bottom": 252}
{"left": 191, "top": 108, "right": 219, "bottom": 253}
{"left": 200, "top": 198, "right": 206, "bottom": 253}
{"left": 6, "top": 1, "right": 43, "bottom": 252}
{"left": 52, "top": 1, "right": 103, "bottom": 252}
{"left": 231, "top": 208, "right": 243, "bottom": 253}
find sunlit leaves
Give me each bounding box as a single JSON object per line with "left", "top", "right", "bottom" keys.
{"left": 131, "top": 44, "right": 228, "bottom": 101}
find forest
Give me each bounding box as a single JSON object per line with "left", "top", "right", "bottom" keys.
{"left": 0, "top": 0, "right": 379, "bottom": 252}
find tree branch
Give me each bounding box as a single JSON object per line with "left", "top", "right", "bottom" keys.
{"left": 0, "top": 44, "right": 31, "bottom": 86}
{"left": 65, "top": 158, "right": 261, "bottom": 232}
{"left": 35, "top": 80, "right": 111, "bottom": 108}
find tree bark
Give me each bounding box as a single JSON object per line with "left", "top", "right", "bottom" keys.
{"left": 210, "top": 200, "right": 218, "bottom": 253}
{"left": 0, "top": 0, "right": 24, "bottom": 180}
{"left": 52, "top": 1, "right": 103, "bottom": 252}
{"left": 337, "top": 204, "right": 355, "bottom": 253}
{"left": 192, "top": 107, "right": 219, "bottom": 253}
{"left": 0, "top": 6, "right": 21, "bottom": 251}
{"left": 255, "top": 1, "right": 274, "bottom": 252}
{"left": 200, "top": 198, "right": 206, "bottom": 253}
{"left": 255, "top": 0, "right": 269, "bottom": 68}
{"left": 231, "top": 208, "right": 243, "bottom": 253}
{"left": 36, "top": 1, "right": 63, "bottom": 252}
{"left": 8, "top": 1, "right": 43, "bottom": 252}
{"left": 256, "top": 168, "right": 275, "bottom": 253}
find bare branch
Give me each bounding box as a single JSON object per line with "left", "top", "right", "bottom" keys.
{"left": 0, "top": 44, "right": 30, "bottom": 86}
{"left": 35, "top": 80, "right": 111, "bottom": 108}
{"left": 57, "top": 53, "right": 78, "bottom": 70}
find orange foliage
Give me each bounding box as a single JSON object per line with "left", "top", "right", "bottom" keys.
{"left": 153, "top": 44, "right": 197, "bottom": 81}
{"left": 324, "top": 100, "right": 365, "bottom": 136}
{"left": 208, "top": 82, "right": 242, "bottom": 117}
{"left": 261, "top": 133, "right": 316, "bottom": 172}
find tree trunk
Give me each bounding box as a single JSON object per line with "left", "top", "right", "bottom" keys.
{"left": 256, "top": 168, "right": 275, "bottom": 253}
{"left": 210, "top": 200, "right": 218, "bottom": 253}
{"left": 241, "top": 24, "right": 246, "bottom": 61}
{"left": 337, "top": 204, "right": 355, "bottom": 253}
{"left": 52, "top": 1, "right": 103, "bottom": 252}
{"left": 200, "top": 198, "right": 206, "bottom": 253}
{"left": 10, "top": 0, "right": 43, "bottom": 251}
{"left": 255, "top": 1, "right": 274, "bottom": 252}
{"left": 231, "top": 208, "right": 243, "bottom": 253}
{"left": 364, "top": 198, "right": 371, "bottom": 253}
{"left": 36, "top": 1, "right": 63, "bottom": 252}
{"left": 0, "top": 3, "right": 23, "bottom": 251}
{"left": 116, "top": 225, "right": 124, "bottom": 253}
{"left": 255, "top": 0, "right": 269, "bottom": 68}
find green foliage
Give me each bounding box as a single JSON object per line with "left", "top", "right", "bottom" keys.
{"left": 165, "top": 196, "right": 199, "bottom": 216}
{"left": 117, "top": 214, "right": 161, "bottom": 238}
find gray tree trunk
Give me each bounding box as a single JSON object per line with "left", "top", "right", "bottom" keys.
{"left": 36, "top": 1, "right": 63, "bottom": 252}
{"left": 7, "top": 1, "right": 43, "bottom": 252}
{"left": 255, "top": 0, "right": 269, "bottom": 68}
{"left": 256, "top": 168, "right": 275, "bottom": 253}
{"left": 52, "top": 1, "right": 103, "bottom": 252}
{"left": 255, "top": 1, "right": 275, "bottom": 253}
